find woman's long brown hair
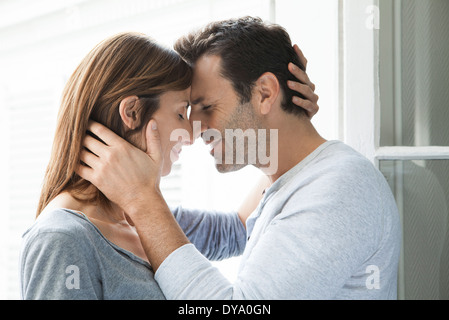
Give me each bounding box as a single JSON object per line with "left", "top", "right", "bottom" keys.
{"left": 36, "top": 32, "right": 192, "bottom": 217}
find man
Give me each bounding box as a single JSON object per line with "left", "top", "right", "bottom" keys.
{"left": 78, "top": 17, "right": 401, "bottom": 299}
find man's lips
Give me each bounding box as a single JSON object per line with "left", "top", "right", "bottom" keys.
{"left": 205, "top": 138, "right": 222, "bottom": 153}
{"left": 174, "top": 147, "right": 182, "bottom": 155}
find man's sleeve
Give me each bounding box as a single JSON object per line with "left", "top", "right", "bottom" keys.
{"left": 20, "top": 231, "right": 102, "bottom": 300}
{"left": 156, "top": 206, "right": 377, "bottom": 300}
{"left": 171, "top": 206, "right": 247, "bottom": 261}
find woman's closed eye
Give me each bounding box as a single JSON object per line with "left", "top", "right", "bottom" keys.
{"left": 178, "top": 104, "right": 190, "bottom": 120}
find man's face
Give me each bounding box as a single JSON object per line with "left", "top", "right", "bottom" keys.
{"left": 189, "top": 54, "right": 262, "bottom": 173}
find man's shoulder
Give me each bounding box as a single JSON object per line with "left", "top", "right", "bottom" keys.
{"left": 317, "top": 141, "right": 375, "bottom": 171}
{"left": 293, "top": 141, "right": 381, "bottom": 187}
{"left": 279, "top": 141, "right": 394, "bottom": 211}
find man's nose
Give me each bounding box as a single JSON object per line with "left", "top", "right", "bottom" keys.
{"left": 182, "top": 122, "right": 194, "bottom": 146}
{"left": 189, "top": 113, "right": 208, "bottom": 140}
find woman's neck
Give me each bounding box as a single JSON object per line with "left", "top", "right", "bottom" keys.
{"left": 47, "top": 188, "right": 128, "bottom": 225}
{"left": 45, "top": 189, "right": 149, "bottom": 263}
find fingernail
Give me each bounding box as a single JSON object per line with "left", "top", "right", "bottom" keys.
{"left": 152, "top": 121, "right": 157, "bottom": 130}
{"left": 289, "top": 63, "right": 296, "bottom": 71}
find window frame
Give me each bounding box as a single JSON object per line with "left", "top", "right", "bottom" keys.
{"left": 342, "top": 0, "right": 449, "bottom": 299}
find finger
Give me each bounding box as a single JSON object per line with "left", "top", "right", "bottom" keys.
{"left": 146, "top": 120, "right": 163, "bottom": 163}
{"left": 293, "top": 44, "right": 307, "bottom": 69}
{"left": 288, "top": 62, "right": 311, "bottom": 86}
{"left": 80, "top": 148, "right": 99, "bottom": 169}
{"left": 76, "top": 162, "right": 95, "bottom": 183}
{"left": 82, "top": 134, "right": 108, "bottom": 158}
{"left": 292, "top": 96, "right": 316, "bottom": 114}
{"left": 87, "top": 120, "right": 124, "bottom": 147}
{"left": 287, "top": 81, "right": 316, "bottom": 101}
{"left": 310, "top": 81, "right": 316, "bottom": 92}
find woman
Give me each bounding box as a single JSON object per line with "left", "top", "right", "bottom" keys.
{"left": 19, "top": 32, "right": 317, "bottom": 299}
{"left": 20, "top": 32, "right": 193, "bottom": 299}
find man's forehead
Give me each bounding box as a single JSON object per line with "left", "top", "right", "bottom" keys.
{"left": 190, "top": 54, "right": 226, "bottom": 104}
{"left": 194, "top": 54, "right": 222, "bottom": 75}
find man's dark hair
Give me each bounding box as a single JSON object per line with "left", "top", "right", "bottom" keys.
{"left": 174, "top": 16, "right": 307, "bottom": 117}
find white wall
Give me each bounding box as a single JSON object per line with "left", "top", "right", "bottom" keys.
{"left": 341, "top": 0, "right": 379, "bottom": 162}
{"left": 277, "top": 0, "right": 340, "bottom": 141}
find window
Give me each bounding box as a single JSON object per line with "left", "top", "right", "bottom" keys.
{"left": 0, "top": 0, "right": 339, "bottom": 299}
{"left": 380, "top": 160, "right": 449, "bottom": 299}
{"left": 343, "top": 0, "right": 449, "bottom": 299}
{"left": 378, "top": 0, "right": 449, "bottom": 299}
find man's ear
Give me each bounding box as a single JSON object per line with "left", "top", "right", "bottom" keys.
{"left": 119, "top": 96, "right": 142, "bottom": 131}
{"left": 255, "top": 72, "right": 280, "bottom": 115}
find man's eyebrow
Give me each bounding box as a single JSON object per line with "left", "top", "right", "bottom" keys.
{"left": 191, "top": 96, "right": 205, "bottom": 105}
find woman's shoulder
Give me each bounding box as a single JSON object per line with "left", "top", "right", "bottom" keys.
{"left": 22, "top": 208, "right": 98, "bottom": 247}
{"left": 20, "top": 209, "right": 104, "bottom": 299}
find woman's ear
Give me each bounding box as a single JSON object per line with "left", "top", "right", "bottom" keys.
{"left": 119, "top": 96, "right": 142, "bottom": 131}
{"left": 255, "top": 72, "right": 280, "bottom": 115}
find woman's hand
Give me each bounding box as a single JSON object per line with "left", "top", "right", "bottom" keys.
{"left": 76, "top": 120, "right": 163, "bottom": 212}
{"left": 288, "top": 44, "right": 319, "bottom": 119}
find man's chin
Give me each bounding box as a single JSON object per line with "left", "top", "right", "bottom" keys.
{"left": 214, "top": 162, "right": 247, "bottom": 174}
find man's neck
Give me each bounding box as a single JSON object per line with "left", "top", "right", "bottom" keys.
{"left": 262, "top": 115, "right": 327, "bottom": 183}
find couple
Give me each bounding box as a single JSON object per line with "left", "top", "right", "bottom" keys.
{"left": 20, "top": 16, "right": 401, "bottom": 300}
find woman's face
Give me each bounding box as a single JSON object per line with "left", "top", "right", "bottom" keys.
{"left": 148, "top": 88, "right": 192, "bottom": 176}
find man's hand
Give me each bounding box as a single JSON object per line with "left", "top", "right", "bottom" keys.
{"left": 76, "top": 120, "right": 163, "bottom": 213}
{"left": 288, "top": 44, "right": 319, "bottom": 119}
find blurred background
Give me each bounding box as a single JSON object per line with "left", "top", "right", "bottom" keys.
{"left": 0, "top": 0, "right": 448, "bottom": 300}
